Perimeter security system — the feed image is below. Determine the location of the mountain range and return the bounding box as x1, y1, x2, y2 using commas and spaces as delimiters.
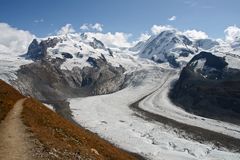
1, 26, 240, 160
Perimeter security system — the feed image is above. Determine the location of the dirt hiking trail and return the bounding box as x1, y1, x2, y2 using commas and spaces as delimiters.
0, 98, 34, 160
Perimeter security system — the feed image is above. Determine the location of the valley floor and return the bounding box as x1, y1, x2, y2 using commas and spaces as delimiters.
69, 65, 240, 160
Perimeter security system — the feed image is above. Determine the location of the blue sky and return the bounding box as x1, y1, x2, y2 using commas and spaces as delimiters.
0, 0, 240, 39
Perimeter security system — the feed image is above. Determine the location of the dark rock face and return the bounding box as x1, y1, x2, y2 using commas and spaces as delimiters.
25, 38, 60, 60
187, 52, 228, 79
163, 55, 180, 68
179, 49, 194, 57
178, 35, 193, 46
86, 57, 98, 68
89, 38, 106, 50
107, 48, 114, 57
61, 52, 73, 59
88, 37, 114, 57
26, 39, 42, 59
170, 51, 240, 124
188, 52, 228, 70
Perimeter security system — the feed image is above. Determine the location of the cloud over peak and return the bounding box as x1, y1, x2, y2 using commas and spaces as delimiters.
80, 23, 103, 32
224, 25, 240, 43
138, 33, 151, 42
55, 23, 131, 48
151, 25, 175, 35
86, 32, 132, 48
150, 24, 209, 40
0, 23, 34, 55
57, 24, 75, 35
183, 29, 208, 40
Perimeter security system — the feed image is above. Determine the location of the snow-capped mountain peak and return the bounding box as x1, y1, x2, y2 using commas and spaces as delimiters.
137, 30, 197, 67
132, 29, 238, 68
25, 33, 117, 70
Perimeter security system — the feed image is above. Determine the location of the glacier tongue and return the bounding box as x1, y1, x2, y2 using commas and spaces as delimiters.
69, 63, 240, 160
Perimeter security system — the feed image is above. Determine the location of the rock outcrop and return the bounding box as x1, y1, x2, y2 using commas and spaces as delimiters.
170, 51, 240, 124
26, 38, 61, 60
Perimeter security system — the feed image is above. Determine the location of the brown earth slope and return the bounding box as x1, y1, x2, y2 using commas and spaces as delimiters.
22, 98, 139, 160
0, 80, 23, 121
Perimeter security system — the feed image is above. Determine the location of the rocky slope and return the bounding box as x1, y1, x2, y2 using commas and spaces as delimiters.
170, 51, 240, 124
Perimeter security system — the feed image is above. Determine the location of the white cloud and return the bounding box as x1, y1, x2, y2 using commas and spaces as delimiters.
0, 23, 34, 55
57, 24, 75, 35
80, 24, 89, 30
168, 16, 176, 21
183, 29, 208, 40
132, 33, 151, 45
184, 0, 198, 7
224, 25, 240, 43
151, 25, 175, 35
57, 23, 130, 48
138, 33, 151, 42
150, 25, 209, 41
92, 23, 103, 32
86, 32, 132, 48
80, 23, 103, 32
34, 18, 44, 23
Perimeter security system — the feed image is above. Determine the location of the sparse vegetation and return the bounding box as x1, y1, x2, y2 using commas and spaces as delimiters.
0, 80, 23, 121
22, 98, 139, 160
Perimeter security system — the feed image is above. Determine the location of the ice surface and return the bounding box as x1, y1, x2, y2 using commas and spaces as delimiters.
69, 63, 240, 160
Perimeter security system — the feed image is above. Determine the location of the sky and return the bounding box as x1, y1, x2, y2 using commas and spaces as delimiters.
0, 0, 240, 39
